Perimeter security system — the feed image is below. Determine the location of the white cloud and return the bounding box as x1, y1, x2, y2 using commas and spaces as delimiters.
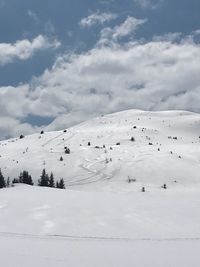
0, 18, 200, 139
0, 35, 60, 66
99, 16, 147, 44
80, 11, 118, 28
134, 0, 164, 9
27, 10, 40, 24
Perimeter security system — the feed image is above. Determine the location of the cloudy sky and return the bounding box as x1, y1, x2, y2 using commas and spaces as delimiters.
0, 0, 200, 139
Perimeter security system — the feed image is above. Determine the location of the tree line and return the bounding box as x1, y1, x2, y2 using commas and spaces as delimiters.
0, 168, 65, 189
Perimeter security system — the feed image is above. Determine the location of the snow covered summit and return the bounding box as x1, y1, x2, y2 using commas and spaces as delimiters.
0, 109, 200, 191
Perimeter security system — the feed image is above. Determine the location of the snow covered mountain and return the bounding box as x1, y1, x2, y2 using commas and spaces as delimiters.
0, 109, 200, 191
0, 109, 200, 267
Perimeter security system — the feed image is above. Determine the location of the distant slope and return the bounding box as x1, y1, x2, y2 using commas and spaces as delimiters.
0, 109, 200, 191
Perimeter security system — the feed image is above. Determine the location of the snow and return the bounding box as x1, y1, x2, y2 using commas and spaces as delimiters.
0, 109, 200, 266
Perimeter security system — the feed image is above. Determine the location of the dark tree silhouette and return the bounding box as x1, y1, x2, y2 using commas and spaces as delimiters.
38, 169, 49, 187
0, 169, 6, 188
49, 172, 55, 188
56, 178, 65, 189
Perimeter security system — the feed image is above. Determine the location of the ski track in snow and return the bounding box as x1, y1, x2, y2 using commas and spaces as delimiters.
1, 231, 200, 243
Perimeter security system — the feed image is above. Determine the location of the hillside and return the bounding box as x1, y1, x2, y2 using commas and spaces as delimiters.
0, 109, 200, 267
0, 109, 200, 191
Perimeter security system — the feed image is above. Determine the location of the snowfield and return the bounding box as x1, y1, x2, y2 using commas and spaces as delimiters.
0, 109, 200, 266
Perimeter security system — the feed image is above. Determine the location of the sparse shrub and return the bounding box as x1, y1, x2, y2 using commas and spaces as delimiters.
65, 147, 70, 154
12, 178, 19, 184
40, 130, 44, 134
60, 156, 63, 161
116, 142, 120, 146
141, 187, 145, 192
88, 142, 91, 146
130, 137, 135, 142
19, 134, 24, 139
127, 177, 136, 183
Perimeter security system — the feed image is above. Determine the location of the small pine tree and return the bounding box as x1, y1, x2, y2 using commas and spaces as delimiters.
49, 172, 55, 188
60, 156, 63, 161
19, 172, 23, 183
141, 187, 145, 192
6, 177, 10, 187
130, 137, 135, 142
56, 178, 65, 189
38, 169, 49, 187
18, 171, 33, 185
26, 173, 34, 185
0, 169, 6, 189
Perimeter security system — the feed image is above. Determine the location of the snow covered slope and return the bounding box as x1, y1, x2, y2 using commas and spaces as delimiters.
1, 109, 200, 267
0, 109, 200, 191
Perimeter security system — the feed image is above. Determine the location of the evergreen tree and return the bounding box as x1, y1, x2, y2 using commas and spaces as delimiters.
0, 169, 6, 188
56, 178, 65, 189
49, 172, 55, 188
38, 169, 49, 187
6, 177, 10, 188
20, 171, 33, 185
22, 171, 28, 184
19, 172, 23, 183
26, 173, 34, 186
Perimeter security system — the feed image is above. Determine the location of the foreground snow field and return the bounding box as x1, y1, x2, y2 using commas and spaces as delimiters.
0, 109, 200, 266
0, 185, 200, 267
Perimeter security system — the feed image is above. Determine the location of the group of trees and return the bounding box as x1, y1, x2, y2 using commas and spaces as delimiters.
38, 169, 65, 189
0, 168, 65, 190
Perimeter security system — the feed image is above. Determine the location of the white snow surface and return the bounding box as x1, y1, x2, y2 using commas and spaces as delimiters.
0, 109, 200, 266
